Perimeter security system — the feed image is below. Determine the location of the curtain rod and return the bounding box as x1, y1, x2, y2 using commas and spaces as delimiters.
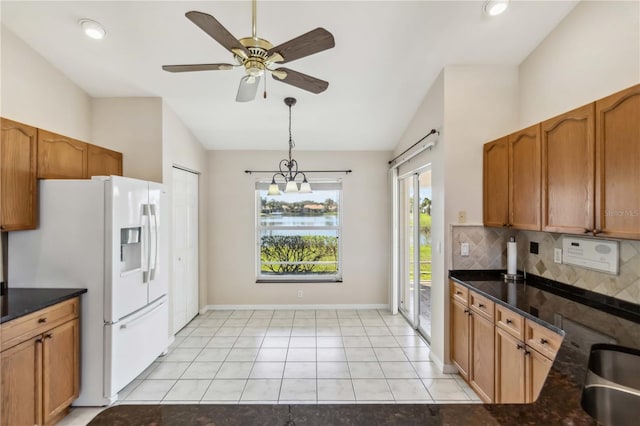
388, 129, 439, 167
245, 170, 352, 175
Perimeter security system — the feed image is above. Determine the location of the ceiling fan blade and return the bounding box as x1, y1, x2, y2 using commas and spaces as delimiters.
271, 68, 329, 94
185, 11, 250, 59
266, 28, 335, 64
236, 75, 261, 102
162, 64, 234, 73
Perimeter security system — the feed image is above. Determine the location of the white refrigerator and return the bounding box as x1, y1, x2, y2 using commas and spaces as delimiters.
9, 176, 169, 406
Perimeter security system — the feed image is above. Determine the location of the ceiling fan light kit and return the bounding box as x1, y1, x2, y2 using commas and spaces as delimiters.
162, 0, 335, 102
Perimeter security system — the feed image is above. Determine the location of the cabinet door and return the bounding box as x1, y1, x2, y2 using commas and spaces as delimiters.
469, 311, 494, 403
526, 347, 553, 403
0, 336, 42, 426
509, 124, 541, 230
595, 84, 640, 239
450, 298, 470, 381
483, 137, 509, 228
37, 129, 87, 179
541, 103, 595, 234
494, 326, 526, 403
0, 118, 38, 231
42, 319, 79, 425
87, 144, 123, 177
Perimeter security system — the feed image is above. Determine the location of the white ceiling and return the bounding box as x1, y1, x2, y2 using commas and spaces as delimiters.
1, 1, 578, 151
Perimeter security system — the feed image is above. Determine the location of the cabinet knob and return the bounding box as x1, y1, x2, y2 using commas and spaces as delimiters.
517, 344, 524, 350
456, 291, 462, 295
463, 309, 470, 314
584, 228, 592, 234
502, 223, 508, 227
44, 333, 53, 339
35, 338, 43, 344
506, 319, 513, 324
0, 225, 5, 231
540, 338, 548, 345
524, 350, 531, 356
593, 229, 601, 235
38, 318, 47, 323
478, 303, 485, 309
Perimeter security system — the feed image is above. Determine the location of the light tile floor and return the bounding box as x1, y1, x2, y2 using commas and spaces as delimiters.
59, 309, 481, 425
118, 309, 481, 405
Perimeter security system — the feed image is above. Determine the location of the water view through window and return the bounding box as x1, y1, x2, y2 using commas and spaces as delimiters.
256, 182, 341, 281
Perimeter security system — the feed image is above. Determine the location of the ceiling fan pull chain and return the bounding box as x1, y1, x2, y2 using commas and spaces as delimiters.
264, 72, 267, 99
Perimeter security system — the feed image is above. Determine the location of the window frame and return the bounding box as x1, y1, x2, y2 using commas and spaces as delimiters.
255, 179, 343, 283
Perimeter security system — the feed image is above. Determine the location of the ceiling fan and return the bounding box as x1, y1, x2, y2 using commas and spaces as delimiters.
162, 0, 335, 102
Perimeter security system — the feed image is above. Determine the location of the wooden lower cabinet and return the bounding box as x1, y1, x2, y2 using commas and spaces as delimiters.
495, 326, 526, 403
526, 344, 553, 403
469, 310, 494, 403
495, 320, 557, 403
450, 298, 470, 381
42, 319, 80, 425
0, 299, 79, 426
0, 336, 42, 426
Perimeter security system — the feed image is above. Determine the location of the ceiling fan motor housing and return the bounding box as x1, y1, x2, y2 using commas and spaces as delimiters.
238, 37, 275, 77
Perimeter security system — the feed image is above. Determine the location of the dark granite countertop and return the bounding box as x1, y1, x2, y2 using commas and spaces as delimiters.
0, 287, 87, 324
87, 270, 640, 425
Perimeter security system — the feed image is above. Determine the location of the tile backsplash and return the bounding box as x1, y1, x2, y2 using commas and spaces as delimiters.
451, 225, 640, 305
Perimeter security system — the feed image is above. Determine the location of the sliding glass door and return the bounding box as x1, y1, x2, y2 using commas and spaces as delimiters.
398, 167, 432, 341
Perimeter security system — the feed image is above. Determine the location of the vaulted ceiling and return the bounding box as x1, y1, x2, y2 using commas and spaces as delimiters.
1, 1, 578, 150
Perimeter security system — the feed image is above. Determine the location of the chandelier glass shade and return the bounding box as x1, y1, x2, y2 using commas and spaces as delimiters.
267, 97, 311, 195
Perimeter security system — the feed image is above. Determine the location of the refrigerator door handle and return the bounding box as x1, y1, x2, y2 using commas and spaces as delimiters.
119, 300, 165, 329
150, 204, 159, 281
141, 203, 151, 284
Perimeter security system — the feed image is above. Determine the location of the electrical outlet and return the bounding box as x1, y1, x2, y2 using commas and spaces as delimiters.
297, 289, 303, 298
461, 242, 470, 257
554, 248, 562, 264
458, 211, 467, 223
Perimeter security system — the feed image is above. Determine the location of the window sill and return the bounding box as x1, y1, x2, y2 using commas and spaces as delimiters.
256, 279, 343, 284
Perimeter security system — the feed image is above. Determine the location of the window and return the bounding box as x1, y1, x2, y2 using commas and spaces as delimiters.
256, 180, 342, 282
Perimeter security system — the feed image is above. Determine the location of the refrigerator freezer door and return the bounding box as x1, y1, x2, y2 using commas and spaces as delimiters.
104, 296, 168, 399
147, 182, 169, 303
105, 176, 150, 323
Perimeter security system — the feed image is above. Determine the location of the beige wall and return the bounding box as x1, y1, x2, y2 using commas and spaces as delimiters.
519, 0, 640, 127
161, 103, 209, 317
206, 150, 390, 307
1, 26, 91, 140
90, 97, 163, 183
392, 66, 519, 369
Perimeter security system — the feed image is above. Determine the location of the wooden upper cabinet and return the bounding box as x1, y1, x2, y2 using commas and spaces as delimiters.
541, 103, 595, 234
595, 84, 640, 239
87, 144, 123, 177
483, 137, 509, 228
37, 129, 87, 179
0, 118, 38, 231
509, 124, 541, 231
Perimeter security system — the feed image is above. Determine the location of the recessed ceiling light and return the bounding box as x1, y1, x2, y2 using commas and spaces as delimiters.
79, 19, 106, 40
483, 0, 510, 17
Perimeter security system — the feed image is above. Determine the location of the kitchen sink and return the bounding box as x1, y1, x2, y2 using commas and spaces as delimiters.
580, 343, 640, 426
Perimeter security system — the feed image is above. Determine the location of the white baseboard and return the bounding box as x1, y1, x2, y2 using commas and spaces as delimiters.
200, 303, 389, 313
429, 352, 458, 374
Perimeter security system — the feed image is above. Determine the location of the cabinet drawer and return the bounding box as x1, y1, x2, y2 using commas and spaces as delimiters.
525, 319, 563, 360
450, 281, 469, 305
495, 305, 524, 340
469, 291, 494, 321
1, 298, 79, 350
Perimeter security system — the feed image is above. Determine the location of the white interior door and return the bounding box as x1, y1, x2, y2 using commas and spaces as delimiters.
171, 167, 199, 333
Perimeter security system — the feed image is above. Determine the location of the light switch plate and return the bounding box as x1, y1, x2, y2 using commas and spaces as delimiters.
461, 242, 470, 257
554, 248, 562, 264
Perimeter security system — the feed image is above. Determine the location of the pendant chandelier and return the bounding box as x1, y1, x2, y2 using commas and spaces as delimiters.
267, 97, 312, 195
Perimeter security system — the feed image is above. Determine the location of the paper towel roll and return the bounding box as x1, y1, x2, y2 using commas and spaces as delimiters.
507, 239, 517, 275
